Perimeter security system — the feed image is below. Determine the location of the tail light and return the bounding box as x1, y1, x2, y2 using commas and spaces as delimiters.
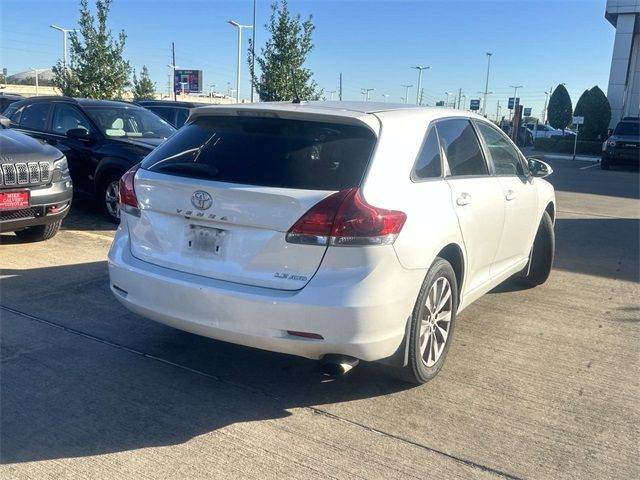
286, 188, 406, 247
119, 164, 140, 216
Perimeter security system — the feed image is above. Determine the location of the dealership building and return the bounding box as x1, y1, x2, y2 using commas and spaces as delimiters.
606, 0, 640, 126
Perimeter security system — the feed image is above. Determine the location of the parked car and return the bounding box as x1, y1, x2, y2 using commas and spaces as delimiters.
2, 96, 175, 222
0, 92, 24, 114
525, 123, 575, 138
0, 115, 72, 241
108, 102, 555, 384
136, 100, 207, 129
501, 124, 534, 147
601, 117, 640, 170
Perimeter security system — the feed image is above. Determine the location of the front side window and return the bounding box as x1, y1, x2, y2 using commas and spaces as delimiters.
51, 104, 93, 134
142, 116, 376, 191
475, 122, 526, 176
19, 103, 51, 131
435, 119, 488, 176
413, 127, 441, 179
84, 106, 175, 139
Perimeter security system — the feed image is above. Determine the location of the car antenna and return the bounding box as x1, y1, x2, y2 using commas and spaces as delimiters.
291, 67, 301, 104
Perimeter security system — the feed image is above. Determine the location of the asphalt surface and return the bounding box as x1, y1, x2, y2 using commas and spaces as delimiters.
1, 159, 639, 479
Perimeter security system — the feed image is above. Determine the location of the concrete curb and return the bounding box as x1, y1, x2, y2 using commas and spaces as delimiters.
541, 153, 601, 163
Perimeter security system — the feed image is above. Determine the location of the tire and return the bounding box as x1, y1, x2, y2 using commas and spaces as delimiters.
521, 211, 554, 287
400, 257, 459, 385
600, 156, 610, 170
14, 219, 62, 242
100, 173, 123, 223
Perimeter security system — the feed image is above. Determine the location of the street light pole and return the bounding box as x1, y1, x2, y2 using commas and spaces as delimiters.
445, 91, 451, 107
361, 88, 374, 101
542, 87, 552, 124
49, 25, 76, 70
381, 94, 390, 102
482, 52, 492, 116
401, 84, 413, 105
411, 66, 430, 105
228, 20, 253, 104
509, 85, 523, 120
251, 0, 256, 103
29, 68, 45, 96
327, 90, 336, 101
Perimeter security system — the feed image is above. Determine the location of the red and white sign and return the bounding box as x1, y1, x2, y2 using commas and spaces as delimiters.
0, 191, 29, 210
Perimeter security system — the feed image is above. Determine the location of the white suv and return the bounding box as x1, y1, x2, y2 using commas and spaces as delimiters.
108, 102, 555, 384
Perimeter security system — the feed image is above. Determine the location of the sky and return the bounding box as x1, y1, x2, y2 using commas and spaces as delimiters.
0, 0, 615, 119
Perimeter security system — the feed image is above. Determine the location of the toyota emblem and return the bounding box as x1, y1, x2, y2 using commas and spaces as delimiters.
191, 191, 213, 210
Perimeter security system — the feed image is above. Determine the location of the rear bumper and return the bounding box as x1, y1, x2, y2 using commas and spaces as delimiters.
0, 181, 73, 233
603, 150, 639, 164
108, 222, 424, 362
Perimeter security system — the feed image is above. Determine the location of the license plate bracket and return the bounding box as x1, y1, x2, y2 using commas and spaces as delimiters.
0, 191, 29, 211
186, 225, 226, 257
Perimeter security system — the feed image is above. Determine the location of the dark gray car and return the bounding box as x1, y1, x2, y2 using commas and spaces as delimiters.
0, 116, 73, 241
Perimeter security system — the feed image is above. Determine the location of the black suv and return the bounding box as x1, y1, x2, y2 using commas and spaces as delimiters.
0, 92, 24, 114
602, 117, 640, 170
0, 116, 73, 241
136, 100, 207, 129
3, 96, 175, 221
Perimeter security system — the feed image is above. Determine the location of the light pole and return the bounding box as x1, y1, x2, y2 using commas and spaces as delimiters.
481, 52, 492, 116
381, 94, 390, 102
460, 94, 467, 110
401, 84, 413, 104
411, 66, 430, 105
209, 83, 216, 98
228, 20, 253, 103
542, 87, 552, 124
251, 0, 256, 103
327, 90, 336, 101
478, 90, 492, 116
445, 91, 452, 107
167, 64, 180, 101
361, 88, 374, 101
49, 25, 76, 70
29, 68, 46, 96
509, 85, 523, 120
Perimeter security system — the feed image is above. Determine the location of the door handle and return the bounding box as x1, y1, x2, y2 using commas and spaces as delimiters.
456, 193, 472, 206
505, 190, 516, 201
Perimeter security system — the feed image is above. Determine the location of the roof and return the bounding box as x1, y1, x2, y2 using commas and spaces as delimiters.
136, 100, 207, 108
9, 96, 144, 108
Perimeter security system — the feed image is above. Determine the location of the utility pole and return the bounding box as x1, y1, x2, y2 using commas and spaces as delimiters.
172, 42, 176, 101
411, 66, 430, 105
481, 52, 492, 116
456, 88, 462, 109
402, 84, 413, 104
339, 73, 342, 101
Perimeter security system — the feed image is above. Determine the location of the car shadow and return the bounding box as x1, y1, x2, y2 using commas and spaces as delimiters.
1, 261, 413, 465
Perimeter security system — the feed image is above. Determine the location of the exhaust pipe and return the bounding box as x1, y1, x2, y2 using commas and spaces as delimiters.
320, 354, 360, 376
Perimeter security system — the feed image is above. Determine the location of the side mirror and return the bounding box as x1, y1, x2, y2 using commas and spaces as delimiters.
528, 158, 553, 178
66, 128, 94, 141
0, 115, 10, 129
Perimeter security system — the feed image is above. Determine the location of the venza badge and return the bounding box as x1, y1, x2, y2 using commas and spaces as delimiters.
191, 191, 213, 210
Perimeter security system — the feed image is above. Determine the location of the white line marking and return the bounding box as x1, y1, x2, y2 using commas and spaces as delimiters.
579, 163, 598, 170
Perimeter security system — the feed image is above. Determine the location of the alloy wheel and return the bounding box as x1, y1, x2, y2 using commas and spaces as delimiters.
419, 276, 453, 367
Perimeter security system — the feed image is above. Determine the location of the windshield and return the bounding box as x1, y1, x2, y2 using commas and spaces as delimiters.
84, 106, 175, 139
614, 121, 640, 137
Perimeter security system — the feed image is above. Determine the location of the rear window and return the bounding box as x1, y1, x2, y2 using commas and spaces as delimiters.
142, 116, 377, 190
614, 121, 639, 137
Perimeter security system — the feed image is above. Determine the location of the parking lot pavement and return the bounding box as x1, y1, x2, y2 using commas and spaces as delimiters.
1, 159, 639, 479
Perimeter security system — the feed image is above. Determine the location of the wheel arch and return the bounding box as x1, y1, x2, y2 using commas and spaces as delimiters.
436, 243, 465, 300
94, 157, 136, 195
545, 201, 555, 224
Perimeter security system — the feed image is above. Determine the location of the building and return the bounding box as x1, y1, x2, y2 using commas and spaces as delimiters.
605, 0, 640, 127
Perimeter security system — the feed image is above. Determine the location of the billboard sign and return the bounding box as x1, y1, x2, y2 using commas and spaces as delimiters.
470, 99, 481, 111
524, 107, 532, 117
508, 97, 520, 109
174, 69, 202, 94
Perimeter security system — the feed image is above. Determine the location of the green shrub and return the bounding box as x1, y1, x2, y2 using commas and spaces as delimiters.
534, 137, 603, 155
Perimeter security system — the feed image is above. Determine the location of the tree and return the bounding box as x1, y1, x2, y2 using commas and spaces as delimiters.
249, 0, 321, 102
547, 84, 573, 133
578, 86, 611, 141
132, 65, 156, 101
573, 89, 589, 118
52, 0, 131, 99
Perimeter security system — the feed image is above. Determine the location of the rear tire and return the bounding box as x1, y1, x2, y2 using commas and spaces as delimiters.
521, 211, 554, 287
600, 156, 610, 170
399, 257, 458, 385
14, 219, 62, 242
100, 174, 123, 224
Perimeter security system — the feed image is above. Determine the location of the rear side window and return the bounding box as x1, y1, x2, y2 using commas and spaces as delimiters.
435, 119, 488, 176
147, 106, 175, 124
413, 127, 441, 179
19, 103, 51, 130
142, 116, 377, 191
